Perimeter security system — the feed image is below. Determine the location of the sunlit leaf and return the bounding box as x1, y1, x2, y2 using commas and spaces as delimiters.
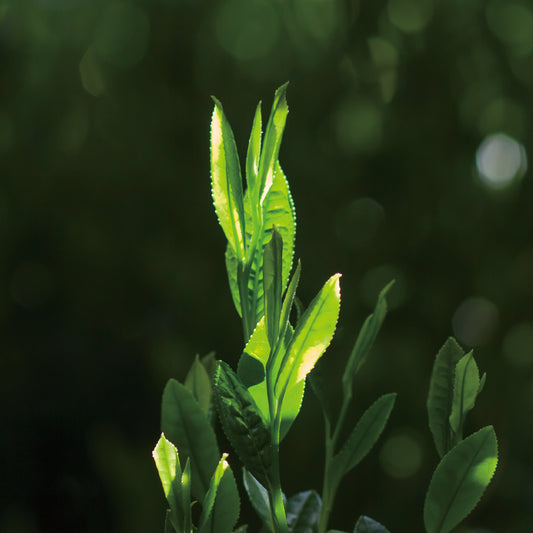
199, 454, 230, 530
211, 97, 246, 259
277, 274, 341, 395
424, 426, 498, 533
246, 102, 262, 200
214, 361, 272, 487
427, 338, 464, 457
238, 317, 304, 439
263, 227, 283, 349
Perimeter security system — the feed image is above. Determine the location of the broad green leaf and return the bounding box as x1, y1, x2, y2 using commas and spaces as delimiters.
238, 317, 305, 439
199, 454, 230, 530
226, 162, 296, 327
353, 515, 390, 533
424, 426, 498, 533
256, 82, 289, 204
243, 469, 273, 531
246, 102, 262, 200
286, 490, 322, 533
161, 379, 219, 499
330, 394, 396, 483
153, 434, 184, 530
449, 352, 480, 435
277, 274, 341, 396
214, 361, 272, 487
185, 355, 212, 416
263, 227, 284, 350
427, 338, 465, 457
211, 97, 246, 259
342, 281, 394, 401
204, 462, 241, 533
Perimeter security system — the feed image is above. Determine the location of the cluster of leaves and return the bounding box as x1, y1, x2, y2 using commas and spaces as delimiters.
152, 85, 498, 533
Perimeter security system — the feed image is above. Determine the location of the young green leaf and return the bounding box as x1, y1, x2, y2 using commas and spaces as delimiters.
427, 338, 465, 458
243, 468, 274, 531
256, 82, 289, 204
238, 317, 305, 439
423, 426, 498, 533
478, 372, 487, 395
246, 102, 262, 200
199, 454, 231, 530
153, 434, 184, 530
448, 351, 480, 435
161, 379, 220, 499
342, 281, 394, 402
277, 274, 341, 396
286, 490, 322, 533
225, 163, 296, 329
263, 227, 284, 350
185, 355, 212, 416
353, 515, 390, 533
214, 361, 272, 487
330, 393, 397, 483
211, 97, 246, 259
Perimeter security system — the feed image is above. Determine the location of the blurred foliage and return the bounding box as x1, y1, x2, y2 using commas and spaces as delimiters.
1, 0, 532, 531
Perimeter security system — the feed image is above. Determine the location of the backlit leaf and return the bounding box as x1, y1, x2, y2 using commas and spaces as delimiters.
210, 97, 246, 259
427, 338, 464, 457
246, 102, 262, 200
277, 274, 341, 395
424, 426, 498, 533
263, 227, 283, 349
199, 454, 230, 530
238, 317, 304, 439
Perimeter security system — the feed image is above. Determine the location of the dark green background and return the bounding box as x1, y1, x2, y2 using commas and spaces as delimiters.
1, 0, 532, 531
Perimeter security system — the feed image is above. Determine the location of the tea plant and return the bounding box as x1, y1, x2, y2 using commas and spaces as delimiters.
152, 84, 498, 533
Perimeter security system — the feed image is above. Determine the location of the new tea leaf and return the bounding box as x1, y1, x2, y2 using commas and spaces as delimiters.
427, 338, 464, 457
353, 515, 390, 533
330, 393, 397, 483
211, 97, 246, 259
448, 351, 480, 435
286, 490, 322, 533
342, 281, 394, 402
423, 426, 498, 533
214, 361, 272, 487
161, 379, 220, 499
246, 102, 262, 197
264, 227, 284, 349
238, 317, 305, 439
199, 454, 230, 530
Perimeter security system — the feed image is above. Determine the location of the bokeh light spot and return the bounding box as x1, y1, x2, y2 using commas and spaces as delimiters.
475, 133, 527, 189
215, 0, 280, 61
334, 197, 384, 249
503, 322, 533, 368
80, 46, 105, 96
486, 1, 533, 55
359, 264, 408, 310
94, 2, 150, 68
387, 0, 433, 33
334, 100, 383, 154
293, 0, 344, 43
368, 37, 398, 103
452, 297, 499, 347
379, 431, 423, 479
